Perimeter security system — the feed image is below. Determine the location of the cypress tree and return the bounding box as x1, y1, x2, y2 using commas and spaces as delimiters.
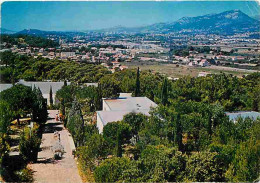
49, 86, 53, 107
175, 114, 183, 151
135, 67, 140, 97
115, 127, 122, 157
161, 77, 168, 106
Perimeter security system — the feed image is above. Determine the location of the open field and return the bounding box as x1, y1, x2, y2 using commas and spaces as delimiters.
123, 62, 259, 78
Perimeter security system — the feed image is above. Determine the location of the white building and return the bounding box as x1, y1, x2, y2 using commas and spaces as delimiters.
0, 80, 98, 106
96, 96, 157, 133
198, 59, 210, 67
61, 52, 76, 59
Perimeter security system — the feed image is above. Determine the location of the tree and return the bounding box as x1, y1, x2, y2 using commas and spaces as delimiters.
252, 84, 260, 111
123, 113, 146, 143
67, 99, 84, 146
103, 121, 131, 156
49, 86, 53, 107
32, 87, 48, 123
99, 75, 120, 98
64, 79, 67, 87
135, 67, 140, 97
94, 157, 131, 182
161, 77, 168, 106
0, 51, 15, 67
185, 151, 225, 182
0, 101, 13, 134
0, 101, 13, 170
137, 145, 186, 182
19, 126, 41, 162
0, 84, 35, 125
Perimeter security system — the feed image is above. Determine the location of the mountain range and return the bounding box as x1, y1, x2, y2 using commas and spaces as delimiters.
98, 10, 260, 34
2, 10, 260, 36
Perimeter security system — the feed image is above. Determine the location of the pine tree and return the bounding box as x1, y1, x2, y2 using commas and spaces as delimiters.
135, 67, 140, 97
49, 86, 53, 107
161, 77, 168, 106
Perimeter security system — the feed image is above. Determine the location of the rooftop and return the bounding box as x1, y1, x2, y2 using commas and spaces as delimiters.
103, 97, 157, 111
119, 93, 132, 98
225, 111, 260, 122
18, 80, 69, 94
97, 110, 151, 126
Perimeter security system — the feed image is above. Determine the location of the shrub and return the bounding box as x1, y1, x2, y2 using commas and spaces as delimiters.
19, 125, 41, 162
94, 157, 130, 182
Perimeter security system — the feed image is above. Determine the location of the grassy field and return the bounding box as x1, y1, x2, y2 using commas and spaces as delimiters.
123, 62, 258, 78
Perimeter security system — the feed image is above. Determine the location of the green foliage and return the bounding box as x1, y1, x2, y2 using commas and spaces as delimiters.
185, 151, 225, 182
67, 99, 84, 147
3, 51, 258, 182
99, 75, 120, 98
138, 145, 186, 182
0, 84, 35, 124
19, 125, 41, 162
1, 34, 58, 48
32, 87, 48, 123
49, 86, 53, 107
225, 138, 260, 182
123, 113, 147, 139
0, 101, 13, 134
14, 168, 33, 182
161, 77, 168, 106
103, 121, 131, 156
134, 67, 141, 97
94, 157, 131, 183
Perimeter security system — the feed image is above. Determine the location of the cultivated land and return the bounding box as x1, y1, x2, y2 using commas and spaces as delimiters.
124, 62, 259, 78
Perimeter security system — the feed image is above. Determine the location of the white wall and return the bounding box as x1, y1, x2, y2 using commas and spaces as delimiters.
96, 113, 104, 134
102, 100, 111, 111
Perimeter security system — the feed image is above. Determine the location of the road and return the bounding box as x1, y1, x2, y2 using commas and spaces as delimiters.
209, 65, 259, 73
30, 110, 82, 183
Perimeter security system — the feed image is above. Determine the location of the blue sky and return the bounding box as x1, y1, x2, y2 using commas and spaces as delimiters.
1, 1, 260, 31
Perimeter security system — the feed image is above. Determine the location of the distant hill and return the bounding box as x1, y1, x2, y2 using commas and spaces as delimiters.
15, 29, 67, 36
252, 14, 260, 21
12, 10, 260, 36
15, 29, 86, 38
0, 28, 16, 34
100, 10, 260, 35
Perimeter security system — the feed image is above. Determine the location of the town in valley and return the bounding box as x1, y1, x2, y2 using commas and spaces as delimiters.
0, 1, 260, 183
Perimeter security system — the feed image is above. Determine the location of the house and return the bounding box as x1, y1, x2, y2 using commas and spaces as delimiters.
225, 111, 260, 122
61, 52, 76, 59
17, 80, 70, 105
198, 72, 210, 77
96, 96, 157, 133
0, 80, 70, 105
198, 59, 210, 67
188, 61, 198, 66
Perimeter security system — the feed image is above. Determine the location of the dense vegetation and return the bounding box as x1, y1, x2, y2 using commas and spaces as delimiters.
1, 34, 59, 48
0, 84, 47, 181
0, 51, 110, 83
56, 65, 260, 182
0, 51, 259, 182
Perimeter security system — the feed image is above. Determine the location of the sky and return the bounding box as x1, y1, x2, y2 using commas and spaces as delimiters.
1, 1, 260, 31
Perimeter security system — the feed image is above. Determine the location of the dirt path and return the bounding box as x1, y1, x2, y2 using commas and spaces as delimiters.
30, 110, 82, 183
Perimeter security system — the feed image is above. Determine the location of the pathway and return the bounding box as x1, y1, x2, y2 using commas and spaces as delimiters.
30, 110, 82, 183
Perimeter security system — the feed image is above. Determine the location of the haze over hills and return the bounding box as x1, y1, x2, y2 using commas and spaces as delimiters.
5, 10, 260, 36
0, 28, 16, 34
102, 10, 260, 34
